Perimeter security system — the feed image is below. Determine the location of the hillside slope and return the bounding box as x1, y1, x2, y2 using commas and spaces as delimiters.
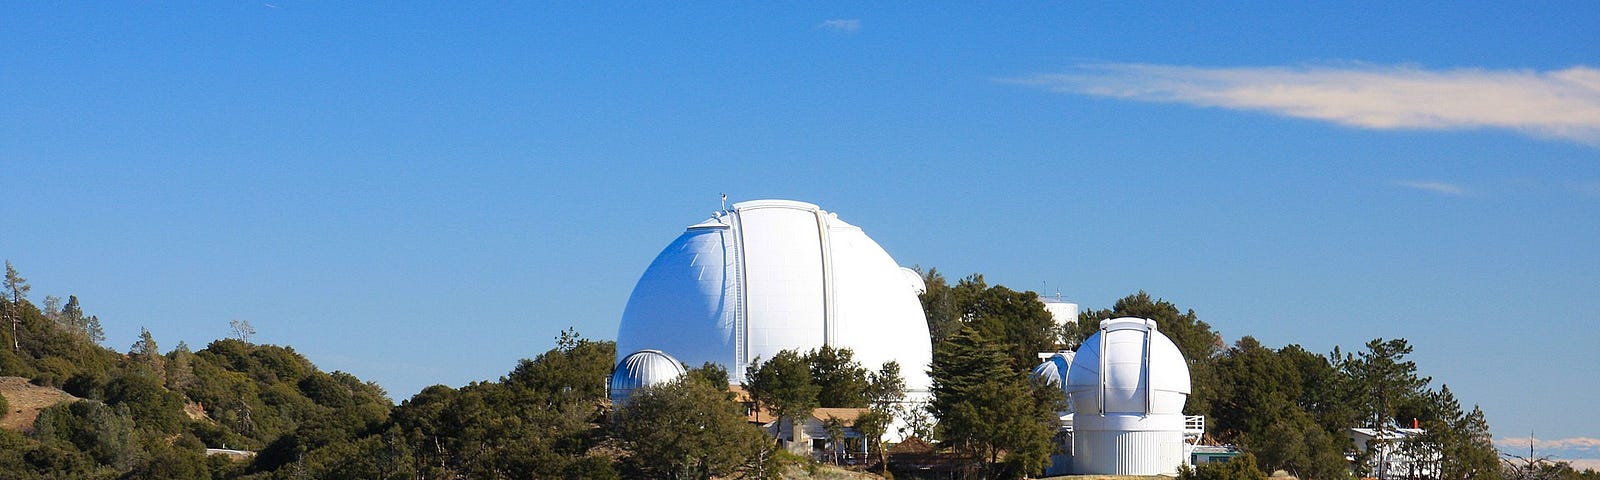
0, 376, 78, 432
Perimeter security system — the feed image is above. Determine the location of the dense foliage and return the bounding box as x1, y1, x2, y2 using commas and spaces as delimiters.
614, 371, 774, 479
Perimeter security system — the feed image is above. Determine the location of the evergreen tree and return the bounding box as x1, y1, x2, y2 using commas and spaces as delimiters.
930, 325, 1063, 479
129, 328, 164, 378
3, 261, 28, 304
55, 296, 104, 344
1338, 338, 1430, 478
807, 345, 868, 408
1406, 385, 1501, 480
858, 361, 907, 470
614, 375, 772, 479
164, 341, 198, 392
743, 349, 818, 442
866, 361, 906, 411
918, 268, 983, 346
5, 260, 30, 351
1342, 338, 1429, 429
1209, 338, 1353, 480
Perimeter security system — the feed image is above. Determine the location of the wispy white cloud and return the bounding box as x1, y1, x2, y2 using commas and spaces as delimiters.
818, 19, 861, 33
1571, 459, 1600, 471
1496, 436, 1600, 452
1393, 180, 1468, 196
1007, 63, 1600, 146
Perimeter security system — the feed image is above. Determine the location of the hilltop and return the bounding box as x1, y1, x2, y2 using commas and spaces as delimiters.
1, 260, 1567, 480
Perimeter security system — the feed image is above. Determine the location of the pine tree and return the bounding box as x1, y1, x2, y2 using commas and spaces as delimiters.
129, 328, 165, 380
807, 345, 868, 408
4, 261, 30, 351
743, 350, 819, 442
57, 296, 105, 344
930, 325, 1063, 478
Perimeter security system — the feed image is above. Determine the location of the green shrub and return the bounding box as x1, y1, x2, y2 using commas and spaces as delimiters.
1179, 453, 1268, 480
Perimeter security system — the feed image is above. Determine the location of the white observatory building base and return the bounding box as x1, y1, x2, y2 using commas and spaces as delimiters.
1072, 413, 1189, 474
1064, 317, 1194, 476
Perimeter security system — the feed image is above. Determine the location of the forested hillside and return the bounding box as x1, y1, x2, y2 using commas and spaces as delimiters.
0, 261, 771, 479
5, 259, 1597, 480
1, 262, 393, 478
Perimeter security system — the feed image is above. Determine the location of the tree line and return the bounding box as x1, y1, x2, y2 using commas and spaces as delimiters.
2, 259, 1596, 479
918, 268, 1528, 480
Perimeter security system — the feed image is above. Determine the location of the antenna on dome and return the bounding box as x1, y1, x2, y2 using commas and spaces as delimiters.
720, 193, 728, 211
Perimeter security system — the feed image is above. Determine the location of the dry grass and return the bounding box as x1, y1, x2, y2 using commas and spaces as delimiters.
184, 401, 211, 422
0, 376, 79, 433
777, 463, 887, 479
1036, 473, 1177, 476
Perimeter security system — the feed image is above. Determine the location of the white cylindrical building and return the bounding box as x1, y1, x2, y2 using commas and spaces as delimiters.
1064, 317, 1191, 475
1040, 296, 1079, 332
615, 199, 934, 397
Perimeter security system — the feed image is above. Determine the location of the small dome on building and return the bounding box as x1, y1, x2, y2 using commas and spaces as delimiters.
608, 349, 687, 404
1031, 351, 1074, 390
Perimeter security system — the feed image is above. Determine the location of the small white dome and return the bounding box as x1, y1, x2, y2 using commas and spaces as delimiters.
1064, 317, 1190, 415
1031, 351, 1074, 390
609, 349, 687, 404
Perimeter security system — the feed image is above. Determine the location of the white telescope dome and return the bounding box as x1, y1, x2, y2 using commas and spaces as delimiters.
1064, 317, 1193, 475
608, 349, 687, 404
1031, 351, 1074, 391
1065, 317, 1190, 415
615, 199, 933, 394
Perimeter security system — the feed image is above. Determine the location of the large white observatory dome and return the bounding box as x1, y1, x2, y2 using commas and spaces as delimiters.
1064, 317, 1192, 475
615, 199, 933, 394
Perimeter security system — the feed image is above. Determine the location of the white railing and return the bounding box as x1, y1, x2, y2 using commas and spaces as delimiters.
1184, 415, 1205, 434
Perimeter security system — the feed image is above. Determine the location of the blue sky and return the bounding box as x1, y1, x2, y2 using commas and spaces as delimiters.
3, 2, 1597, 465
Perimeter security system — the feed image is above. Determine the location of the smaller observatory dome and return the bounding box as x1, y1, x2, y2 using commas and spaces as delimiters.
1065, 317, 1190, 415
1030, 351, 1075, 390
608, 349, 687, 405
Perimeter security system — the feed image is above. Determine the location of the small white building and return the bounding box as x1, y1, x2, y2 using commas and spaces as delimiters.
1349, 427, 1437, 479
777, 407, 872, 463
